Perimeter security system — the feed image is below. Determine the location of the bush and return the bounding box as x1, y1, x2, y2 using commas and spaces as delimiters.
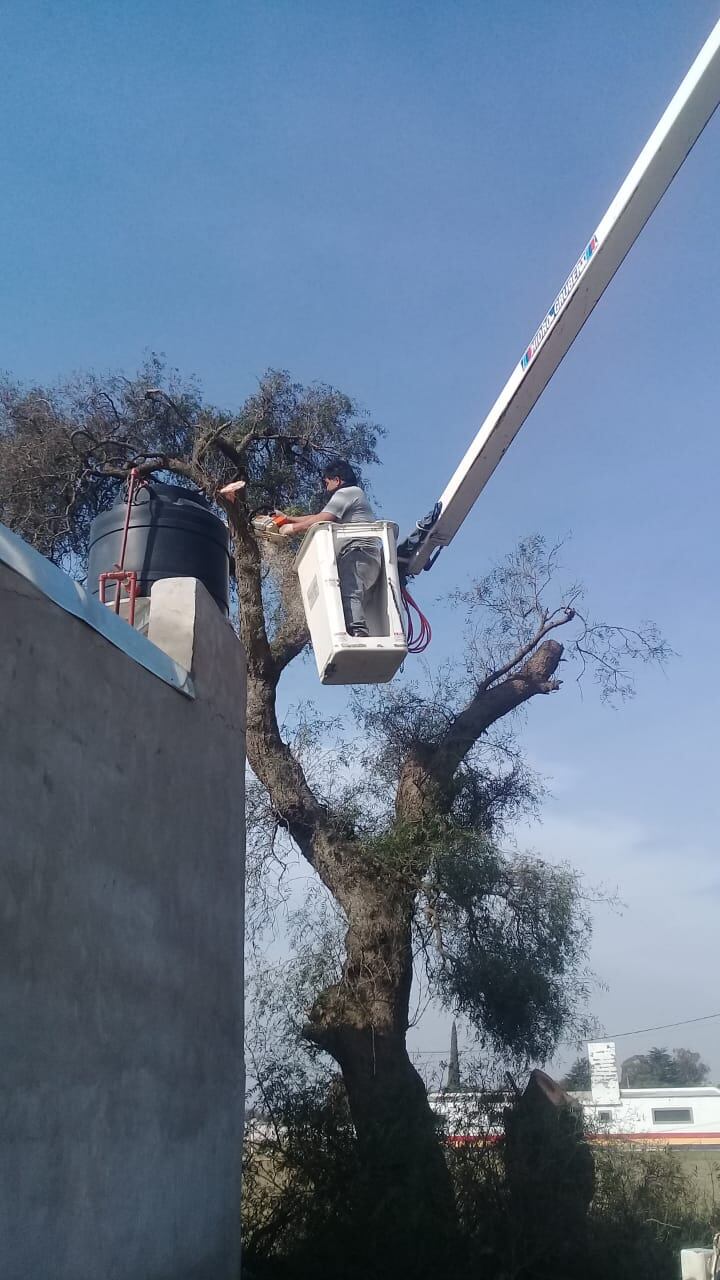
242, 1076, 720, 1280
588, 1142, 719, 1280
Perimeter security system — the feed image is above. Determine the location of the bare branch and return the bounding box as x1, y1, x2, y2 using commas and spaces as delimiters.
396, 640, 564, 822
192, 418, 234, 464
478, 606, 575, 691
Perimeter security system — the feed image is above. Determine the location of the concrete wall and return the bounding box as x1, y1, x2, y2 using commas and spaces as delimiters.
0, 560, 246, 1280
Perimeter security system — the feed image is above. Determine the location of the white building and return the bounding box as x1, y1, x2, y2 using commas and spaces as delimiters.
428, 1040, 720, 1147
575, 1041, 720, 1146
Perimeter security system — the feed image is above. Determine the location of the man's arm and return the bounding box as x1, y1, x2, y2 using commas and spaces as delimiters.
274, 510, 339, 533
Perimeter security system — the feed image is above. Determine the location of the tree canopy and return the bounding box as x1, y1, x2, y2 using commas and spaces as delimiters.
0, 356, 671, 1274
620, 1047, 709, 1088
561, 1055, 592, 1092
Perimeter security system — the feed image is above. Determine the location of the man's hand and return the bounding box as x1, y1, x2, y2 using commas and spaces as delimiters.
252, 512, 296, 541
272, 510, 298, 536
274, 510, 338, 533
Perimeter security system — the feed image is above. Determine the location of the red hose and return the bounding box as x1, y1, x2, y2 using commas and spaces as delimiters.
117, 468, 141, 572
401, 585, 432, 653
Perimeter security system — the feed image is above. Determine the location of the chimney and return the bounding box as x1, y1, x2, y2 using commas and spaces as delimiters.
587, 1040, 620, 1104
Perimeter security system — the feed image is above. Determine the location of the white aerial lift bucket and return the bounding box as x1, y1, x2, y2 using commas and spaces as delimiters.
296, 521, 408, 685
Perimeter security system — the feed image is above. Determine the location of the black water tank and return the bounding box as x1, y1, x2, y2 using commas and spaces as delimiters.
87, 481, 231, 614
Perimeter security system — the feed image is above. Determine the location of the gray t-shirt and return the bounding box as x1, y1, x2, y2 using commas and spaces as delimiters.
322, 485, 378, 558
322, 485, 375, 524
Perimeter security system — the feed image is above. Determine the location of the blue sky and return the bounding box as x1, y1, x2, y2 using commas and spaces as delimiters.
4, 0, 720, 1079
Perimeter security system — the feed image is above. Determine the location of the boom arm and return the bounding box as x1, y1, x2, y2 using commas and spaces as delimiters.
399, 16, 720, 577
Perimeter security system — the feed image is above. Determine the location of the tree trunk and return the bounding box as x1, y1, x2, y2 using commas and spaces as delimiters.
234, 512, 566, 1273
304, 872, 459, 1271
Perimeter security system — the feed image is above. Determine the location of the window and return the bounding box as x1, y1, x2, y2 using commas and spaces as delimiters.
598, 1110, 612, 1122
651, 1108, 693, 1125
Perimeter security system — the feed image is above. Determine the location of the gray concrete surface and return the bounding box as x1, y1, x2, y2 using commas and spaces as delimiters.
0, 561, 246, 1280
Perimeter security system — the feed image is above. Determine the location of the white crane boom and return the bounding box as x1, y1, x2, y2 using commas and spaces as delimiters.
400, 16, 720, 577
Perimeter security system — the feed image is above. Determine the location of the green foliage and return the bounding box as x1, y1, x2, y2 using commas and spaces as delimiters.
1, 354, 677, 1263
419, 826, 593, 1063
243, 1075, 363, 1277
268, 811, 597, 1069
0, 355, 203, 563
589, 1141, 719, 1280
620, 1046, 710, 1087
561, 1055, 592, 1091
0, 359, 382, 568
556, 1046, 710, 1095
244, 1065, 719, 1280
235, 369, 382, 516
362, 821, 433, 876
244, 1063, 461, 1280
453, 1132, 719, 1280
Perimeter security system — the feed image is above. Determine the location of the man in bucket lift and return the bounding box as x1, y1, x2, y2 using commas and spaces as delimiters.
273, 459, 382, 637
